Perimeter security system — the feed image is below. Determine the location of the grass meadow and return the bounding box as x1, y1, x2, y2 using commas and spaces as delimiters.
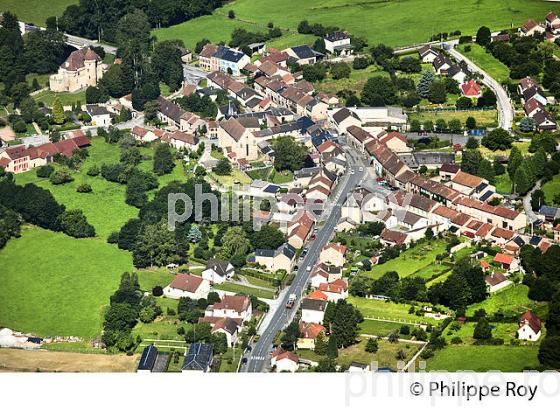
0, 0, 75, 25
154, 0, 558, 50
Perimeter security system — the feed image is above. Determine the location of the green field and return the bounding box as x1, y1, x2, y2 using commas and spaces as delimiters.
348, 296, 439, 325
363, 239, 447, 279
542, 174, 560, 204
0, 0, 76, 25
466, 285, 548, 318
408, 109, 499, 128
457, 43, 511, 83
154, 0, 558, 50
444, 320, 521, 344
214, 282, 276, 299
0, 225, 133, 338
359, 319, 414, 338
495, 173, 513, 194
426, 345, 540, 371
33, 89, 87, 108
16, 138, 140, 239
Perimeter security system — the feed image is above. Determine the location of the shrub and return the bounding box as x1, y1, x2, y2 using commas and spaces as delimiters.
107, 231, 119, 244
49, 169, 74, 185
152, 286, 164, 297
36, 165, 54, 178
87, 165, 100, 176
451, 336, 462, 344
76, 183, 92, 193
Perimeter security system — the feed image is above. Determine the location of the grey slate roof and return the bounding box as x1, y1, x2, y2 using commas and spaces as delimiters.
182, 343, 213, 371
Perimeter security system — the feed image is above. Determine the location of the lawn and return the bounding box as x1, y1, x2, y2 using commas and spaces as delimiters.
542, 174, 560, 204
299, 338, 420, 371
425, 345, 540, 372
443, 320, 521, 344
477, 141, 530, 160
408, 109, 499, 128
363, 239, 447, 279
0, 0, 76, 25
153, 0, 558, 50
359, 319, 413, 338
457, 43, 511, 83
465, 284, 548, 318
16, 137, 140, 239
208, 169, 252, 186
495, 173, 513, 194
0, 225, 133, 338
348, 296, 439, 325
315, 65, 389, 96
214, 282, 276, 299
33, 89, 87, 108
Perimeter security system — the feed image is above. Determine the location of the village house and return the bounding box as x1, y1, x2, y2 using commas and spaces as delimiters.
131, 126, 158, 142
324, 32, 353, 56
546, 11, 560, 34
181, 343, 213, 372
49, 47, 106, 92
493, 253, 519, 272
271, 348, 299, 372
254, 243, 296, 273
199, 316, 240, 347
318, 279, 348, 301
520, 19, 546, 36
485, 272, 511, 293
301, 297, 327, 324
283, 45, 321, 65
377, 131, 411, 153
517, 310, 542, 341
287, 212, 314, 249
310, 263, 343, 288
297, 322, 325, 350
201, 258, 235, 284
163, 273, 211, 300
418, 45, 439, 63
461, 80, 482, 98
137, 344, 159, 373
161, 131, 199, 150
452, 197, 527, 231
380, 228, 410, 247
86, 105, 112, 127
217, 117, 260, 161
205, 295, 252, 324
319, 243, 347, 268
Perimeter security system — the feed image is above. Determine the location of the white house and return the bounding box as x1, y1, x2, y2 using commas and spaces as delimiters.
86, 104, 112, 127
347, 361, 371, 372
202, 258, 235, 284
319, 243, 347, 268
301, 298, 327, 324
418, 45, 439, 63
254, 243, 296, 273
163, 273, 210, 300
485, 272, 512, 293
517, 310, 542, 341
207, 317, 239, 347
324, 32, 353, 56
271, 348, 299, 373
205, 295, 252, 323
318, 279, 348, 302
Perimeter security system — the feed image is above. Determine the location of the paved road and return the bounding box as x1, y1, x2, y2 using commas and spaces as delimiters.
522, 179, 542, 225
448, 46, 514, 131
242, 149, 365, 373
184, 64, 207, 85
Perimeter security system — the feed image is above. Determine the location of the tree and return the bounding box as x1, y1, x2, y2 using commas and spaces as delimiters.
538, 336, 560, 368
273, 136, 308, 172
448, 119, 462, 133
425, 227, 434, 240
482, 128, 513, 151
301, 64, 327, 82
478, 89, 496, 107
132, 223, 177, 268
313, 331, 328, 355
477, 159, 496, 184
461, 149, 482, 175
476, 26, 492, 46
56, 209, 95, 238
281, 319, 300, 350
365, 337, 378, 353
514, 162, 535, 195
546, 294, 560, 337
465, 137, 479, 150
214, 157, 233, 175
52, 97, 65, 125
330, 62, 351, 80
152, 40, 184, 91
362, 76, 397, 106
228, 10, 235, 19
531, 189, 546, 212
250, 224, 285, 250
144, 100, 160, 122
211, 332, 228, 355
519, 116, 536, 133
326, 335, 338, 358
428, 81, 447, 104
456, 96, 472, 109
466, 116, 477, 130
219, 226, 251, 260
152, 143, 175, 176
531, 148, 547, 178
473, 317, 492, 340
508, 146, 523, 180
417, 71, 435, 98
326, 300, 362, 348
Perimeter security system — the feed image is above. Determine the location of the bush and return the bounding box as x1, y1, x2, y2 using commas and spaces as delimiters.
87, 165, 100, 176
152, 286, 164, 297
107, 231, 119, 244
13, 120, 27, 133
36, 165, 54, 178
49, 169, 74, 185
451, 336, 462, 344
76, 183, 92, 193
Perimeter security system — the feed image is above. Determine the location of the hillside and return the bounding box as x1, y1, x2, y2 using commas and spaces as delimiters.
0, 0, 76, 25
154, 0, 559, 49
